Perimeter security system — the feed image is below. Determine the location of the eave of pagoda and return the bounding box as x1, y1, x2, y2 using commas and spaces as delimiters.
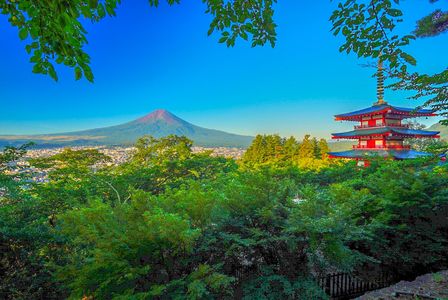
334, 105, 437, 122
328, 149, 435, 160
332, 134, 440, 140
331, 127, 440, 139
332, 134, 386, 139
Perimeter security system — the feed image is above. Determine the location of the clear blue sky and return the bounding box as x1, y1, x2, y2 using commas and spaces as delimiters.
0, 1, 447, 138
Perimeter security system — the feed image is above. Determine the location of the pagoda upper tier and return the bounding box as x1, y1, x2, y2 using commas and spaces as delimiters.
335, 104, 436, 121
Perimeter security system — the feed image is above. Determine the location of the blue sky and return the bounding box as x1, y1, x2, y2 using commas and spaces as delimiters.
0, 1, 447, 138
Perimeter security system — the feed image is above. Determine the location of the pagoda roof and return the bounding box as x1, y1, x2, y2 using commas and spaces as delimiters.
335, 104, 435, 120
328, 149, 434, 160
332, 127, 440, 139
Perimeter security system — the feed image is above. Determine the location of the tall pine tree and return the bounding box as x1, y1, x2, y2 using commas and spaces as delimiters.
318, 139, 330, 160
298, 135, 315, 159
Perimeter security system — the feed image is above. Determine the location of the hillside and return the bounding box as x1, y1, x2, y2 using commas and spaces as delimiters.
0, 110, 254, 148
428, 122, 448, 140
328, 140, 357, 152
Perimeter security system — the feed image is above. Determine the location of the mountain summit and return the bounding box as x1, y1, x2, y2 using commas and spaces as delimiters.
0, 110, 254, 148
133, 109, 184, 125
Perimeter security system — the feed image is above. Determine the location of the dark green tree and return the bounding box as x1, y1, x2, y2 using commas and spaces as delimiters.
283, 136, 299, 161
242, 134, 284, 165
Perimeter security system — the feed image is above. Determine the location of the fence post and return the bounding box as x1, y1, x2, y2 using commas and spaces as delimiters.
325, 275, 331, 295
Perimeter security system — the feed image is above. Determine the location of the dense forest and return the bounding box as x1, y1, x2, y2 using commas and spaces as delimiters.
1, 135, 447, 299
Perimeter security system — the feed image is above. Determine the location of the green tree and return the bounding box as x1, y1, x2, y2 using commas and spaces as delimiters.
1, 0, 277, 82
265, 134, 283, 162
298, 135, 315, 159
402, 121, 444, 152
2, 139, 448, 299
242, 134, 263, 164
30, 148, 117, 210
56, 189, 234, 299
339, 161, 448, 278
242, 134, 284, 165
0, 143, 33, 200
243, 134, 331, 170
317, 138, 330, 160
132, 135, 193, 165
283, 136, 299, 161
1, 144, 68, 299
312, 137, 320, 159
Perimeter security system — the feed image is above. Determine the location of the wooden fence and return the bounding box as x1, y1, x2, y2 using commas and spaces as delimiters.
316, 271, 396, 300
233, 265, 396, 299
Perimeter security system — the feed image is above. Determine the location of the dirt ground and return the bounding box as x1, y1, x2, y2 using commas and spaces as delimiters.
356, 270, 448, 300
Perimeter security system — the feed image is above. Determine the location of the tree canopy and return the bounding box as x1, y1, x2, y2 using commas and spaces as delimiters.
242, 134, 331, 169
1, 137, 447, 298
1, 0, 277, 82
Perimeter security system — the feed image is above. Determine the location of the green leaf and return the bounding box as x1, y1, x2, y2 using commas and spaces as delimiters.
32, 63, 43, 74
75, 67, 82, 80
89, 0, 99, 9
56, 56, 64, 64
83, 66, 94, 82
19, 28, 28, 40
48, 65, 58, 81
400, 52, 417, 66
388, 9, 403, 17
98, 4, 106, 18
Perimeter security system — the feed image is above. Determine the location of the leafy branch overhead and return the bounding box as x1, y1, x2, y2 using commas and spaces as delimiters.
2, 0, 447, 123
0, 0, 277, 82
331, 0, 448, 124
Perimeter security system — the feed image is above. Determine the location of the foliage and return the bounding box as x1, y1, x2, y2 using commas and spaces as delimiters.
1, 139, 448, 298
3, 1, 448, 125
331, 0, 416, 72
0, 143, 33, 201
331, 0, 448, 123
132, 134, 193, 165
402, 121, 448, 152
56, 193, 219, 299
414, 8, 448, 38
342, 160, 448, 278
1, 0, 277, 82
0, 144, 67, 299
242, 134, 332, 170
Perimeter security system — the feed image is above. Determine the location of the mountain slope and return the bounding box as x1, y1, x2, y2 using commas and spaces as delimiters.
0, 110, 254, 148
428, 122, 448, 140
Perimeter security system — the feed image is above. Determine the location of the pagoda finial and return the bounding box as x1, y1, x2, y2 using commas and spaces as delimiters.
374, 57, 387, 106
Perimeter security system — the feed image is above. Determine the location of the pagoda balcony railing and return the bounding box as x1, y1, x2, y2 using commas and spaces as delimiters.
354, 123, 410, 129
353, 145, 411, 150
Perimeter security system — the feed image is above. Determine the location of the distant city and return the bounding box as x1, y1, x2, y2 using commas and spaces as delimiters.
5, 146, 246, 184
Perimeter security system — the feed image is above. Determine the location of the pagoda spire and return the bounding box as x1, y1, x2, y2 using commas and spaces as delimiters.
374, 57, 387, 106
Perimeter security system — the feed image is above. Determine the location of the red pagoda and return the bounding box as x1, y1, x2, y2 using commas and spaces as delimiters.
328, 61, 440, 166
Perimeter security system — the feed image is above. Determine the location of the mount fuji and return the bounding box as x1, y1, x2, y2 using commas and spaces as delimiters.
0, 110, 254, 148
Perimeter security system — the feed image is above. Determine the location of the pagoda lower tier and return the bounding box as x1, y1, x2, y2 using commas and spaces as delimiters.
328, 149, 434, 160
328, 103, 440, 163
